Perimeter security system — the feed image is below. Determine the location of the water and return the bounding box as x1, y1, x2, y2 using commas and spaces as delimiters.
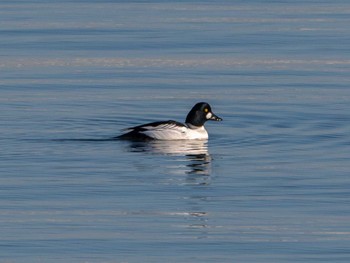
1, 1, 350, 262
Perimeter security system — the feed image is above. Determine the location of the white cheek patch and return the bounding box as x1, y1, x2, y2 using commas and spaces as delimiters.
206, 112, 212, 119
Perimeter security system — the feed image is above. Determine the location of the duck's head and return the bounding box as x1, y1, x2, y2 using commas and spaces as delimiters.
185, 102, 222, 127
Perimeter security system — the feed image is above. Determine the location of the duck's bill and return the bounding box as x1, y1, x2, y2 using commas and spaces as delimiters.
209, 113, 222, 121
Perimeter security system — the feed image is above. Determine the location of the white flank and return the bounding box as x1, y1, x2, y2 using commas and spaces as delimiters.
141, 123, 208, 140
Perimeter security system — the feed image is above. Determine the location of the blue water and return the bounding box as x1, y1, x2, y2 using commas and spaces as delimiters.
1, 1, 350, 262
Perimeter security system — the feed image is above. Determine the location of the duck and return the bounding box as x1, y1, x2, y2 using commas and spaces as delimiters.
117, 102, 222, 140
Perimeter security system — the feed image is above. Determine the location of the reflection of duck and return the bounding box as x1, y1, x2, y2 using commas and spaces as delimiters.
143, 140, 209, 156
117, 102, 222, 140
125, 139, 211, 177
123, 139, 212, 237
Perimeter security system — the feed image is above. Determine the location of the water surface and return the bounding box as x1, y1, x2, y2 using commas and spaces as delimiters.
1, 1, 350, 262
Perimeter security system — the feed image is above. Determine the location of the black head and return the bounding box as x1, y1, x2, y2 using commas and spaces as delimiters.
185, 102, 222, 127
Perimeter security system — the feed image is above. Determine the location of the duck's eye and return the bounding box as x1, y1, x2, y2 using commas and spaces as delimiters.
204, 108, 209, 113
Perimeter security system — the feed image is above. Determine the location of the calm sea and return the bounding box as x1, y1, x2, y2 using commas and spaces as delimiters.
1, 1, 350, 262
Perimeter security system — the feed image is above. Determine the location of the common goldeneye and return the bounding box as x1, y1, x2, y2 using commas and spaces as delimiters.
117, 102, 222, 140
